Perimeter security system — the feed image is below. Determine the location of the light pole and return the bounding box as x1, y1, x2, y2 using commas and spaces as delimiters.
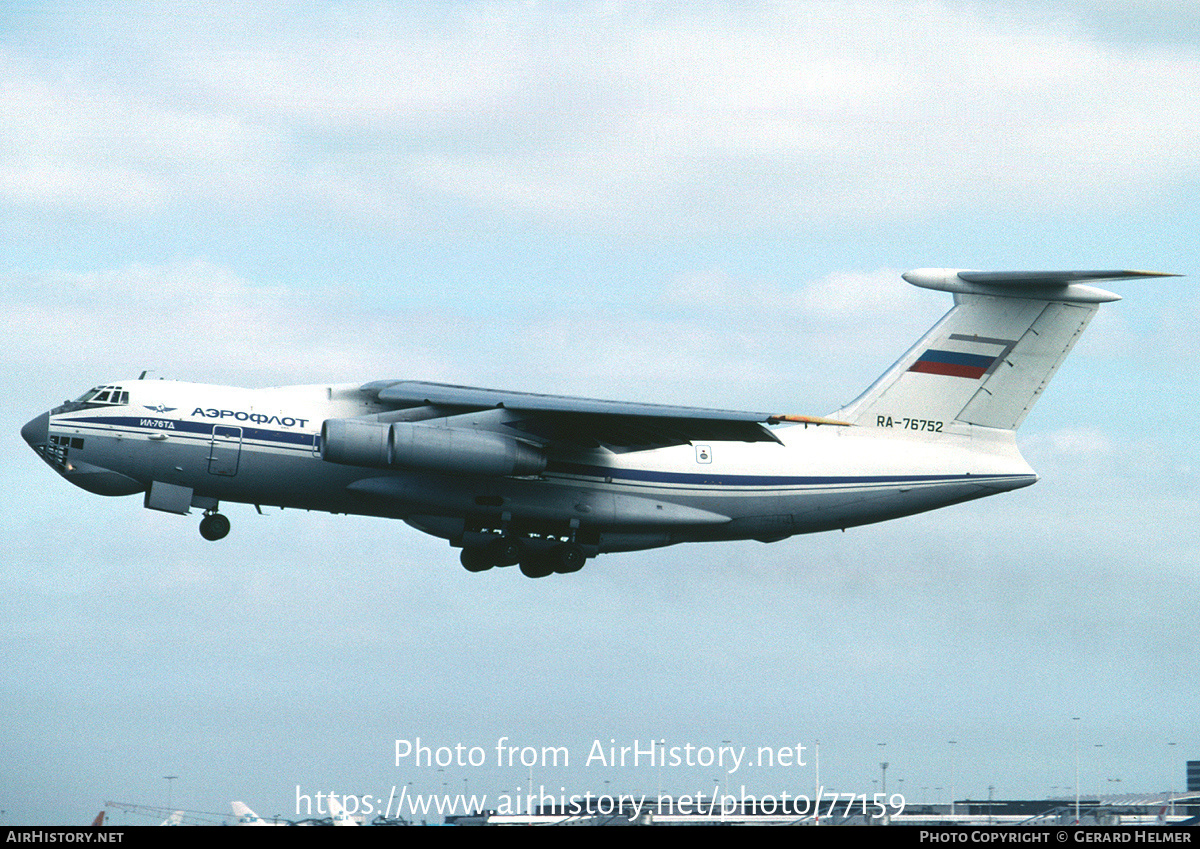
814, 740, 821, 818
948, 740, 957, 817
1168, 742, 1177, 818
722, 740, 731, 820
1072, 717, 1081, 824
878, 742, 888, 796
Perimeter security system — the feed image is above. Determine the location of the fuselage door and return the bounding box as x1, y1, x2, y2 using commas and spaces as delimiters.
208, 425, 242, 476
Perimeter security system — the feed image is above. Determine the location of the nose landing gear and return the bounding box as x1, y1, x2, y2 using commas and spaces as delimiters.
199, 511, 230, 541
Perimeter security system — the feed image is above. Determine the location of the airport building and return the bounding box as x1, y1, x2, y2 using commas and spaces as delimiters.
444, 791, 1200, 826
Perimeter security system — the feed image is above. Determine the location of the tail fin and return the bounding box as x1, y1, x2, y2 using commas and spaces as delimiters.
834, 269, 1176, 432
232, 801, 270, 825
328, 795, 359, 826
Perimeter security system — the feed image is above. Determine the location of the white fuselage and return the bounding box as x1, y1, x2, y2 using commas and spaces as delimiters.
23, 379, 1037, 555
24, 267, 1160, 573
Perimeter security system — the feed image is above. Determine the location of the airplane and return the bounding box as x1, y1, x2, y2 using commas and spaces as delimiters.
328, 795, 359, 826
230, 801, 282, 826
21, 268, 1174, 578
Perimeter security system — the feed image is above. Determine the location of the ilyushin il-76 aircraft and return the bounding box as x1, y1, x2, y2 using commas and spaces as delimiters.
21, 268, 1172, 578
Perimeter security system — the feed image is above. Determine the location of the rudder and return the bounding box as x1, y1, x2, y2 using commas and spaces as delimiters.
833, 268, 1173, 432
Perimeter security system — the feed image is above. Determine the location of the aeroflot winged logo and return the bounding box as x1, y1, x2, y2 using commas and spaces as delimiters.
144, 404, 177, 414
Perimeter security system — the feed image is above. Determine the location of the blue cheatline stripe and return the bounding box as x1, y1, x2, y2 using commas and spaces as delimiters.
67, 417, 1031, 489
72, 416, 319, 448
546, 461, 1021, 488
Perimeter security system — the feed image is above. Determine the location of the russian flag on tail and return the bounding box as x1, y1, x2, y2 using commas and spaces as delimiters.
908, 349, 997, 379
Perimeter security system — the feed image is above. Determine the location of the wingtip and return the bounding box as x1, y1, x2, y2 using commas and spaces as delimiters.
1125, 270, 1183, 278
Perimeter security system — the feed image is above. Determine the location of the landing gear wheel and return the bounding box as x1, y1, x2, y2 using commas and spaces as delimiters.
460, 547, 494, 573
490, 537, 522, 567
551, 543, 586, 574
518, 554, 555, 579
199, 512, 230, 541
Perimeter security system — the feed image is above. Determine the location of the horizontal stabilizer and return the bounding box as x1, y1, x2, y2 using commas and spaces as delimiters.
902, 268, 1179, 304
956, 269, 1178, 285
836, 267, 1178, 431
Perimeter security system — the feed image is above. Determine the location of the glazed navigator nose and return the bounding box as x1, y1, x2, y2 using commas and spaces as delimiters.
21, 412, 48, 448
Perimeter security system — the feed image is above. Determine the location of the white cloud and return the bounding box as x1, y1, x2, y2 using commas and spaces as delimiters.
2, 261, 930, 414
3, 3, 1198, 822
4, 2, 1199, 232
1022, 426, 1115, 459
0, 52, 285, 213
0, 262, 433, 391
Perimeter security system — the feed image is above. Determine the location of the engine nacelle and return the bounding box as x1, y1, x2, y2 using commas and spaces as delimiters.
321, 419, 546, 477
321, 418, 391, 468
389, 422, 547, 477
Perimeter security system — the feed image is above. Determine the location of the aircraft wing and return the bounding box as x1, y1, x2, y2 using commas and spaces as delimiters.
362, 380, 847, 449
368, 380, 776, 421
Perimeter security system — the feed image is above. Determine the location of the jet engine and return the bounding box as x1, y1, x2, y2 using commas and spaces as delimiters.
321, 418, 546, 477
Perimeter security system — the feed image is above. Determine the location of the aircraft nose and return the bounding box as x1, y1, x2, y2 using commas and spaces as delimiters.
21, 412, 49, 448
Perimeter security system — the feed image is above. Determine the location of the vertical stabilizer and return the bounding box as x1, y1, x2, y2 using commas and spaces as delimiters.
833, 269, 1172, 432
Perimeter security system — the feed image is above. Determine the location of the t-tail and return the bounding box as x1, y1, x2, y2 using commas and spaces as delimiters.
833, 269, 1178, 432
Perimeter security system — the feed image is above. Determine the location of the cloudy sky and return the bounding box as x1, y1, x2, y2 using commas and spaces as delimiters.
3, 0, 1199, 825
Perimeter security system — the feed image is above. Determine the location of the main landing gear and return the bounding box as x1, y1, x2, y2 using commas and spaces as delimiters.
459, 538, 588, 578
518, 542, 585, 578
199, 510, 230, 541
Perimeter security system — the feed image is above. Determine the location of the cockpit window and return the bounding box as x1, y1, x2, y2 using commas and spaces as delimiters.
80, 385, 127, 405
57, 385, 129, 414
74, 385, 127, 403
